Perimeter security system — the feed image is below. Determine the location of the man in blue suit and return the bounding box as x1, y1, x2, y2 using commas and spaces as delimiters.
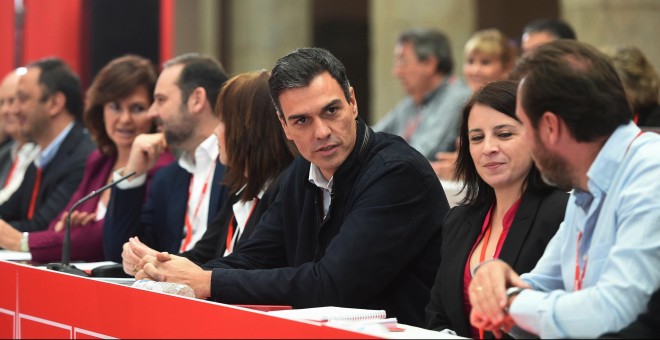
103, 53, 228, 262
0, 58, 95, 250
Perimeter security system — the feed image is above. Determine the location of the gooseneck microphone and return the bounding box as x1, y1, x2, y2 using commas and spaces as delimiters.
47, 171, 137, 276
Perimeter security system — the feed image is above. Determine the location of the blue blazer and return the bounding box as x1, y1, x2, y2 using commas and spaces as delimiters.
103, 159, 227, 262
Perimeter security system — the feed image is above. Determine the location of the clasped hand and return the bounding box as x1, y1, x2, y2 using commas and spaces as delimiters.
468, 259, 530, 338
134, 251, 212, 299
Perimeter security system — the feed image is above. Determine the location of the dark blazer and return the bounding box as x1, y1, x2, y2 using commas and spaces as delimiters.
203, 120, 447, 327
0, 139, 13, 186
103, 159, 227, 262
426, 188, 569, 338
180, 172, 285, 265
0, 122, 95, 232
601, 288, 660, 339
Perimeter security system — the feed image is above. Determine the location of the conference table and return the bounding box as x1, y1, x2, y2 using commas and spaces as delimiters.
0, 260, 460, 339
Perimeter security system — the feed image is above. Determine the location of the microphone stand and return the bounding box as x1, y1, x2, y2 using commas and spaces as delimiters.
47, 171, 136, 276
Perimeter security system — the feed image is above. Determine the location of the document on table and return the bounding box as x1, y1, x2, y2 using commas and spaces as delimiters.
0, 249, 32, 261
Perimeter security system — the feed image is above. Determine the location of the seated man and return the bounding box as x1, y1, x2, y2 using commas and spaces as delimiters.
136, 47, 448, 327
468, 40, 660, 338
0, 58, 94, 244
521, 18, 576, 54
103, 53, 228, 261
373, 28, 470, 160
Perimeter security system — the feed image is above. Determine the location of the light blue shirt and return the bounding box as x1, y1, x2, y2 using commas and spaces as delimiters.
510, 122, 660, 338
33, 122, 74, 169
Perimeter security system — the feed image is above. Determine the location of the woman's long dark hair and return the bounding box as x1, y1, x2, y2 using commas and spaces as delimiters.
216, 71, 297, 201
454, 80, 552, 207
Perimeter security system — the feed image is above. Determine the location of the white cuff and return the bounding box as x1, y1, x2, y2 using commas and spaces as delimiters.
113, 167, 147, 189
20, 232, 29, 252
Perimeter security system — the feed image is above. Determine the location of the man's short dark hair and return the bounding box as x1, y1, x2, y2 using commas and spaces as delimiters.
514, 40, 631, 142
397, 28, 453, 75
523, 19, 576, 40
164, 53, 228, 110
268, 47, 351, 117
27, 58, 82, 121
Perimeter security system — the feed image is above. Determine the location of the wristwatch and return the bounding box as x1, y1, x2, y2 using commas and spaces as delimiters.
506, 287, 524, 299
505, 287, 524, 313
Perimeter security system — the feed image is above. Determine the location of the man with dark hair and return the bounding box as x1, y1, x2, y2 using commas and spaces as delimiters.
373, 28, 470, 159
0, 58, 95, 248
103, 53, 229, 261
521, 18, 576, 53
468, 40, 660, 338
136, 47, 448, 327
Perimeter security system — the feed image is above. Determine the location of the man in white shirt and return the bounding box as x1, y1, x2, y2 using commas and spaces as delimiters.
102, 53, 229, 263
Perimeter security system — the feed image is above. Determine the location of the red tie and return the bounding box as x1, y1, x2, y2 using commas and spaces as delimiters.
27, 167, 42, 220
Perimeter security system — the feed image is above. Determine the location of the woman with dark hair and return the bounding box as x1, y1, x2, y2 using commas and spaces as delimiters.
121, 70, 296, 273
426, 80, 568, 338
20, 55, 174, 262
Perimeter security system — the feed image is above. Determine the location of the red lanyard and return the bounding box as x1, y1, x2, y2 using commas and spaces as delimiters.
574, 130, 644, 291
180, 163, 215, 252
27, 167, 42, 220
225, 197, 260, 254
574, 231, 588, 291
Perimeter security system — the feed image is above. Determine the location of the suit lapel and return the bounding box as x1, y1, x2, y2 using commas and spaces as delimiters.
37, 123, 83, 201
498, 190, 542, 267
208, 159, 225, 225
451, 204, 490, 336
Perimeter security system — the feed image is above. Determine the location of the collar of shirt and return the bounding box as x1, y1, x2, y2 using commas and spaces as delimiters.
417, 78, 448, 108
15, 142, 39, 160
232, 185, 266, 233
34, 122, 74, 168
308, 163, 334, 192
586, 122, 641, 198
177, 133, 219, 174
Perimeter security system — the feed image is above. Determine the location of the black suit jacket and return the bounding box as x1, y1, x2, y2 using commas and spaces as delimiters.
426, 188, 568, 338
103, 159, 227, 261
601, 288, 660, 339
180, 172, 285, 265
0, 122, 95, 232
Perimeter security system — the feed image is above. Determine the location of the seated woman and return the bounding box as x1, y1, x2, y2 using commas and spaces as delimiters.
433, 28, 517, 182
6, 55, 174, 263
121, 70, 296, 275
607, 46, 660, 127
426, 80, 568, 338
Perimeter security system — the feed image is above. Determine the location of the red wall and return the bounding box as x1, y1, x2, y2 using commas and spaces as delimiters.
0, 0, 16, 77
22, 0, 84, 75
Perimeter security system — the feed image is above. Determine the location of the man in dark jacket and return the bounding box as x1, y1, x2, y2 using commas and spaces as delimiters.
136, 48, 448, 327
0, 58, 94, 248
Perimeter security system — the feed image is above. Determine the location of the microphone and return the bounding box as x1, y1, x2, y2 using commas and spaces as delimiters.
47, 171, 137, 276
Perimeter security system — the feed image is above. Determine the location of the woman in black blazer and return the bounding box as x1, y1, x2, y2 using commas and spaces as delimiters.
426, 80, 568, 338
121, 71, 297, 272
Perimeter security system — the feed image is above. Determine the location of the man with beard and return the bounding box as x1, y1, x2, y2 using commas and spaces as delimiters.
467, 40, 660, 338
103, 53, 228, 262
